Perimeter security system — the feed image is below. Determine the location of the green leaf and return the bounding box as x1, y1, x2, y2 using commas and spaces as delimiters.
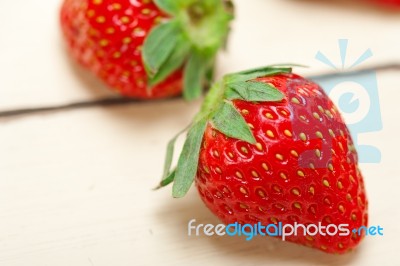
148, 37, 190, 86
183, 52, 208, 100
172, 119, 208, 198
154, 0, 182, 15
211, 102, 256, 144
143, 20, 180, 77
155, 169, 176, 190
160, 126, 190, 181
224, 67, 292, 84
226, 81, 284, 102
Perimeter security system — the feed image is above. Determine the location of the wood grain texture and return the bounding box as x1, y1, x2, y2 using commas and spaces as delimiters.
1, 0, 400, 265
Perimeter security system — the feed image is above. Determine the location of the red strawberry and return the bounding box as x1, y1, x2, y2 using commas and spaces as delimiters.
159, 66, 368, 254
371, 0, 400, 6
60, 0, 233, 99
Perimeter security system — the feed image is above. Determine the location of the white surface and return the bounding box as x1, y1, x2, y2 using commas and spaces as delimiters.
1, 0, 400, 265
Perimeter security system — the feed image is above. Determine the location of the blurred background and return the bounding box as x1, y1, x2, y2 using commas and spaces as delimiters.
1, 0, 399, 265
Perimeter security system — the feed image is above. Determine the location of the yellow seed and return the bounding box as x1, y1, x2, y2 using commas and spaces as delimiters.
275, 154, 284, 161
299, 115, 307, 121
228, 152, 234, 159
321, 245, 327, 251
338, 243, 344, 249
204, 166, 210, 174
141, 8, 151, 15
309, 163, 315, 169
239, 187, 248, 195
257, 189, 266, 198
120, 16, 130, 24
291, 97, 301, 104
121, 71, 130, 77
328, 164, 334, 171
96, 16, 106, 23
239, 203, 248, 209
338, 205, 345, 213
329, 129, 335, 137
273, 185, 281, 193
255, 143, 263, 151
346, 193, 352, 201
111, 3, 121, 10
99, 39, 109, 47
337, 181, 343, 189
316, 131, 323, 139
313, 112, 320, 120
93, 0, 102, 4
280, 173, 287, 180
309, 186, 315, 195
293, 202, 302, 209
299, 133, 307, 141
270, 217, 278, 224
291, 150, 299, 157
105, 27, 115, 34
318, 105, 324, 113
339, 142, 344, 151
266, 130, 275, 138
325, 110, 333, 118
213, 150, 219, 158
284, 129, 293, 137
241, 109, 249, 115
113, 51, 121, 58
215, 167, 222, 174
351, 214, 357, 221
247, 123, 254, 130
292, 188, 300, 196
251, 171, 259, 178
235, 171, 243, 179
262, 163, 269, 171
87, 9, 95, 17
280, 110, 289, 116
122, 37, 132, 44
265, 112, 274, 119
358, 197, 364, 207
306, 236, 314, 242
241, 147, 248, 154
297, 170, 305, 177
315, 149, 321, 157
323, 180, 330, 187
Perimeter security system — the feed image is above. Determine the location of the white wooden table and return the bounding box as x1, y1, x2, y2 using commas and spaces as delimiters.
1, 0, 400, 265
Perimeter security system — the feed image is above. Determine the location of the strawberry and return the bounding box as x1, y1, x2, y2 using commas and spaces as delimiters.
60, 0, 233, 99
372, 0, 400, 6
158, 66, 368, 254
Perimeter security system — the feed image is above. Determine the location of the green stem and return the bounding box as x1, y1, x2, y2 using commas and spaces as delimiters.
194, 80, 225, 123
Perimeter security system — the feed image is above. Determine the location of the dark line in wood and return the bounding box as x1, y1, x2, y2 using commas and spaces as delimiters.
1, 63, 399, 120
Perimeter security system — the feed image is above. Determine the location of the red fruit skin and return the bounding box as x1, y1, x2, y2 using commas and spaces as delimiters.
372, 0, 400, 6
196, 74, 368, 254
60, 0, 183, 99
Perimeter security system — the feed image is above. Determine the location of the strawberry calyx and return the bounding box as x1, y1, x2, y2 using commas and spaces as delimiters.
157, 65, 296, 197
143, 0, 234, 100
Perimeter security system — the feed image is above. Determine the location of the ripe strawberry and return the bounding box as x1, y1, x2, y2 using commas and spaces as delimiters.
158, 66, 368, 254
371, 0, 400, 6
60, 0, 233, 99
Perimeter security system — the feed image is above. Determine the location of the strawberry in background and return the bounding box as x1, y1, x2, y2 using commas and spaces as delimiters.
371, 0, 400, 7
158, 66, 368, 254
60, 0, 233, 99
